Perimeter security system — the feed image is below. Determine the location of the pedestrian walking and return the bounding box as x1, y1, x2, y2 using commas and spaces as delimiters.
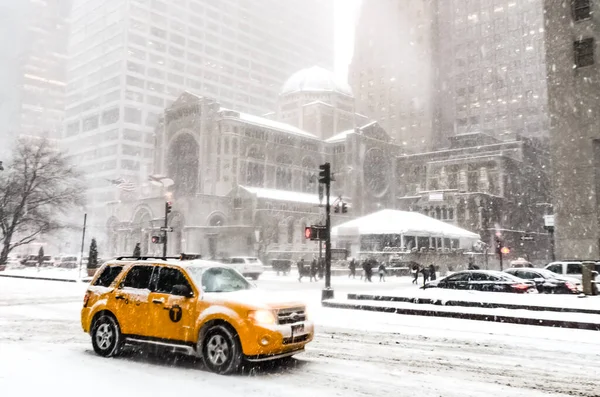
421, 266, 430, 286
297, 258, 306, 282
349, 258, 356, 279
365, 259, 374, 282
411, 264, 419, 284
429, 264, 437, 281
378, 262, 387, 282
310, 259, 317, 282
318, 257, 324, 279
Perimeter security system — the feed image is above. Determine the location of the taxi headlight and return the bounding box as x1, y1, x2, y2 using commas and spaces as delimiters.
248, 310, 277, 325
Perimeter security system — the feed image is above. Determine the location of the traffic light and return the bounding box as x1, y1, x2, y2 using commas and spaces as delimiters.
166, 201, 172, 214
151, 235, 163, 244
334, 202, 340, 213
501, 246, 510, 255
304, 227, 313, 240
304, 225, 327, 241
341, 202, 348, 213
318, 163, 331, 184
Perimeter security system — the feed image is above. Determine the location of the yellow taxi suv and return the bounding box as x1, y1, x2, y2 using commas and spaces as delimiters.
81, 256, 313, 375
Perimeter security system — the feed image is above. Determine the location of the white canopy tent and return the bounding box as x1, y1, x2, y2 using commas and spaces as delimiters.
332, 209, 480, 252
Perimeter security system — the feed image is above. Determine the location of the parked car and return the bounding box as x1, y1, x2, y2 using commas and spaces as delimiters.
222, 256, 264, 280
544, 261, 600, 281
423, 270, 538, 293
270, 259, 292, 276
56, 255, 79, 268
504, 268, 580, 294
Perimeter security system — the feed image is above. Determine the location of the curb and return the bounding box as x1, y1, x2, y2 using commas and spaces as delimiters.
322, 300, 600, 331
0, 274, 91, 283
347, 293, 600, 316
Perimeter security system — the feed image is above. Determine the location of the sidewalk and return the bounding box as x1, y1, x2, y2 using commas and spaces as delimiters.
0, 267, 92, 283
323, 288, 600, 331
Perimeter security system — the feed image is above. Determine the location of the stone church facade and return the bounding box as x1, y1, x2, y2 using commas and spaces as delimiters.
99, 66, 551, 263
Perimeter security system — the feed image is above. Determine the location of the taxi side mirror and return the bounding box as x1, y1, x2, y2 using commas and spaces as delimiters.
172, 284, 194, 298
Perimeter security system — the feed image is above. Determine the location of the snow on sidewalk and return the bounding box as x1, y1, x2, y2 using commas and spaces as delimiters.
346, 287, 600, 312
324, 297, 600, 330
1, 266, 91, 282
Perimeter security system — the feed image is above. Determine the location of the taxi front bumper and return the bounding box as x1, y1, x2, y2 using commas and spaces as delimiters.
241, 320, 314, 358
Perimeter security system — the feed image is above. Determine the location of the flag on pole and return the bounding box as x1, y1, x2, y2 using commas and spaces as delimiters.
107, 177, 137, 192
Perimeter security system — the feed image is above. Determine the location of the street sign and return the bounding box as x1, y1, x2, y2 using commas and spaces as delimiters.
520, 235, 535, 241
160, 227, 174, 232
544, 214, 555, 227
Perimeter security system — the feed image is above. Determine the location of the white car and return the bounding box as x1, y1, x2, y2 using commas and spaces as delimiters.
545, 261, 600, 281
227, 256, 264, 280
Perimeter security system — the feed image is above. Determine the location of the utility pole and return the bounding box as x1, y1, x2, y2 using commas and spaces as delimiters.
319, 163, 334, 301
163, 201, 172, 257
78, 213, 87, 281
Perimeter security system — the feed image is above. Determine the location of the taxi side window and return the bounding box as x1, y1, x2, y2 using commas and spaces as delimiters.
121, 265, 154, 289
93, 266, 123, 287
155, 267, 192, 296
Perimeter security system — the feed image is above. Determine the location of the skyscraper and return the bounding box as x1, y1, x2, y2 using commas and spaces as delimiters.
435, 0, 549, 142
63, 0, 334, 204
349, 0, 549, 150
349, 0, 438, 152
543, 0, 600, 258
0, 0, 71, 152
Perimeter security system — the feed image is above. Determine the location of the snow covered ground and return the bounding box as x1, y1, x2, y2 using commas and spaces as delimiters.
1, 277, 599, 396
345, 288, 600, 312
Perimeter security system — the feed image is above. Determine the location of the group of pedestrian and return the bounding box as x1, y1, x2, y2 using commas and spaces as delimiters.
411, 264, 437, 286
297, 257, 325, 282
348, 257, 388, 282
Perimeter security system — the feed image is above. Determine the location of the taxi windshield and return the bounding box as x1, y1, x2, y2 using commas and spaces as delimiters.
187, 267, 252, 293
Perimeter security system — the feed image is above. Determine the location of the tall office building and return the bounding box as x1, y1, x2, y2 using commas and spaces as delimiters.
63, 0, 334, 204
435, 0, 549, 142
0, 0, 70, 152
349, 0, 438, 152
543, 0, 600, 258
350, 0, 549, 150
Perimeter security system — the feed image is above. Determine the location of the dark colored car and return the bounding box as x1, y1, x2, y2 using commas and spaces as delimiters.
423, 270, 538, 294
504, 268, 580, 294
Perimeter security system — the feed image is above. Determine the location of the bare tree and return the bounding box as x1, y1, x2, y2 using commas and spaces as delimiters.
0, 138, 85, 266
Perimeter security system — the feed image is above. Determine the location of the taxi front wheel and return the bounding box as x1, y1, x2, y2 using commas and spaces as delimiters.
91, 314, 123, 357
201, 325, 242, 375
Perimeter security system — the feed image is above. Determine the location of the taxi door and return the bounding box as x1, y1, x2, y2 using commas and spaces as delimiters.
110, 264, 154, 336
147, 265, 198, 343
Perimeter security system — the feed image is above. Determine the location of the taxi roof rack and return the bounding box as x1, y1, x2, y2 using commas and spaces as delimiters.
116, 256, 179, 261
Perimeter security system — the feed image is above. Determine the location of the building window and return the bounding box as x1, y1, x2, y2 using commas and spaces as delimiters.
574, 38, 595, 68
124, 107, 142, 124
572, 0, 591, 21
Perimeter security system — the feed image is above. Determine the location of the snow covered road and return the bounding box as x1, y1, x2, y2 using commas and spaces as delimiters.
1, 278, 599, 396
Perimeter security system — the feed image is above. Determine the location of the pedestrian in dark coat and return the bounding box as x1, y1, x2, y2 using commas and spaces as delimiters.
297, 259, 306, 282
318, 258, 324, 279
310, 259, 317, 282
421, 266, 430, 286
378, 262, 387, 282
411, 264, 419, 284
429, 264, 437, 281
365, 259, 374, 282
361, 260, 368, 281
349, 259, 356, 279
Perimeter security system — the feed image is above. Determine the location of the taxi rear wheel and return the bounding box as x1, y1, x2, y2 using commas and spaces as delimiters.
201, 325, 242, 375
91, 314, 123, 357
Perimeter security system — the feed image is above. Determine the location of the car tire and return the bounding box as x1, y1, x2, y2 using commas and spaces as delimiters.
201, 324, 242, 375
91, 314, 123, 357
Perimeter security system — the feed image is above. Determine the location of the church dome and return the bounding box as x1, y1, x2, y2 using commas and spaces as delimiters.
280, 66, 353, 97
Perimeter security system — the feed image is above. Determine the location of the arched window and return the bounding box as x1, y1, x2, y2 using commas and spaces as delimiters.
167, 133, 199, 196
435, 207, 442, 219
301, 157, 317, 193
246, 146, 265, 187
442, 207, 448, 220
449, 208, 454, 220
275, 154, 292, 190
287, 219, 295, 244
208, 213, 226, 227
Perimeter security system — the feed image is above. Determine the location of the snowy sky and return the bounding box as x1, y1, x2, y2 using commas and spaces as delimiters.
334, 0, 362, 81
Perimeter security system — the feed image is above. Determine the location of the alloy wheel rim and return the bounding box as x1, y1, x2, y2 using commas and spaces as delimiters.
96, 323, 113, 350
207, 334, 229, 365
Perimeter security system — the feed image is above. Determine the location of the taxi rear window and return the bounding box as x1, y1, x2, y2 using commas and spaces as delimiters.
93, 265, 124, 287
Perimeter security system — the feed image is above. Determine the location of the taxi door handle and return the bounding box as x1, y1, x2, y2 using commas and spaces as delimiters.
152, 298, 164, 304
115, 295, 126, 301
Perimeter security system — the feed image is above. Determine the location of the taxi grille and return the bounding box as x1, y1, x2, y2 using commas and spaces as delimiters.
282, 334, 310, 345
277, 307, 306, 325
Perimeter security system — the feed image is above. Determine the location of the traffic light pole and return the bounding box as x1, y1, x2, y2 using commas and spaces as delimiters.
163, 201, 168, 258
322, 164, 334, 301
